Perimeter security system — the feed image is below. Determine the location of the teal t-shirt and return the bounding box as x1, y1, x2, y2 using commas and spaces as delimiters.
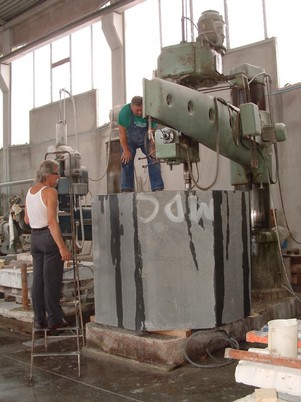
118, 103, 157, 130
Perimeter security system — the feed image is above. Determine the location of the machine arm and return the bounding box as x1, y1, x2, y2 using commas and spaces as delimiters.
143, 77, 286, 186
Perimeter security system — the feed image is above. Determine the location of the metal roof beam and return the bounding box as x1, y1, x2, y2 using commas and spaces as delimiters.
0, 0, 144, 63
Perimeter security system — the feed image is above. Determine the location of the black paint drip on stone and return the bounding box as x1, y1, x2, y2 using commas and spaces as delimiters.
109, 195, 123, 328
241, 192, 251, 316
184, 191, 199, 271
132, 194, 146, 332
100, 195, 106, 214
225, 191, 230, 261
213, 191, 225, 327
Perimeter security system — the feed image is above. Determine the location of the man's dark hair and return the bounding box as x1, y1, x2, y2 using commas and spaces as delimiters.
131, 96, 143, 106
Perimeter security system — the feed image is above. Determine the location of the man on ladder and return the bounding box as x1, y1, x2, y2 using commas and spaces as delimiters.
25, 159, 71, 331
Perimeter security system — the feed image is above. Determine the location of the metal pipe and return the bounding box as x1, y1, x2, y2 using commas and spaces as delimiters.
181, 0, 185, 42
223, 0, 230, 49
189, 0, 194, 42
0, 178, 34, 188
262, 0, 268, 39
185, 0, 188, 42
158, 0, 163, 49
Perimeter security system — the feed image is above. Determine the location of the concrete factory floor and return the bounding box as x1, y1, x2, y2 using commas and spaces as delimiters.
1, 294, 301, 402
0, 326, 256, 402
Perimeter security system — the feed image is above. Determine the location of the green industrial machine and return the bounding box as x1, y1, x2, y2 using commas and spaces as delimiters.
144, 10, 286, 189
143, 10, 287, 295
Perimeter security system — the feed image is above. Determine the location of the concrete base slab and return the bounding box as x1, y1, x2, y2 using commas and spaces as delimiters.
81, 345, 174, 372
85, 322, 186, 369
85, 296, 301, 368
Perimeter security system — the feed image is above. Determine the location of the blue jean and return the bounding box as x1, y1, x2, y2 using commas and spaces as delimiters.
30, 229, 65, 327
121, 132, 164, 192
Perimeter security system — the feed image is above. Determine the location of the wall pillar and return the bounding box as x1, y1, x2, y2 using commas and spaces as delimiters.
101, 11, 126, 106
0, 63, 11, 213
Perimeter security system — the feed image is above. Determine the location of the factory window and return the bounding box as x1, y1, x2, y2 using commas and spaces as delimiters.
52, 61, 71, 103
124, 0, 161, 97
34, 45, 51, 107
10, 22, 111, 145
51, 36, 71, 102
52, 35, 69, 64
11, 53, 34, 145
225, 0, 264, 48
92, 22, 112, 125
264, 0, 301, 86
72, 26, 92, 96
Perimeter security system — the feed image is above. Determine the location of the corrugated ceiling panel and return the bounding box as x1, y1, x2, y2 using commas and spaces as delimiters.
0, 0, 44, 22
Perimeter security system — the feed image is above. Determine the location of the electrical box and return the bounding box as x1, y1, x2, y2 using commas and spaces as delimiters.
240, 103, 261, 137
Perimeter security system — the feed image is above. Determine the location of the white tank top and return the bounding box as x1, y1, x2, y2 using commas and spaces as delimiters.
26, 186, 48, 229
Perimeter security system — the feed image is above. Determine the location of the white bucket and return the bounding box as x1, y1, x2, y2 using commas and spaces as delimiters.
268, 318, 298, 358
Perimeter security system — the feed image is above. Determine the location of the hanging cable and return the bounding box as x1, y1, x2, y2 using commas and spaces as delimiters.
268, 165, 301, 303
257, 73, 301, 244
276, 163, 301, 245
59, 89, 66, 122
88, 112, 114, 182
88, 128, 112, 182
186, 97, 220, 190
75, 196, 85, 251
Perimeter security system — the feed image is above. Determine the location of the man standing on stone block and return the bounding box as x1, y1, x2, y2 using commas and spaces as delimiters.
118, 96, 164, 192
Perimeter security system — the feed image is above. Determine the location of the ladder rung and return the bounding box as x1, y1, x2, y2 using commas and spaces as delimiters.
31, 351, 80, 357
33, 326, 79, 332
45, 334, 80, 339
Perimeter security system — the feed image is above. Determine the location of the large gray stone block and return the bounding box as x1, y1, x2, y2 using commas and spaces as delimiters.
92, 190, 250, 331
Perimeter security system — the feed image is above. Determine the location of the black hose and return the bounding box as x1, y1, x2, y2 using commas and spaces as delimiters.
183, 329, 240, 368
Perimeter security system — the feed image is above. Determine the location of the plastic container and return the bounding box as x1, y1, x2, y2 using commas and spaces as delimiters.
268, 318, 298, 358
